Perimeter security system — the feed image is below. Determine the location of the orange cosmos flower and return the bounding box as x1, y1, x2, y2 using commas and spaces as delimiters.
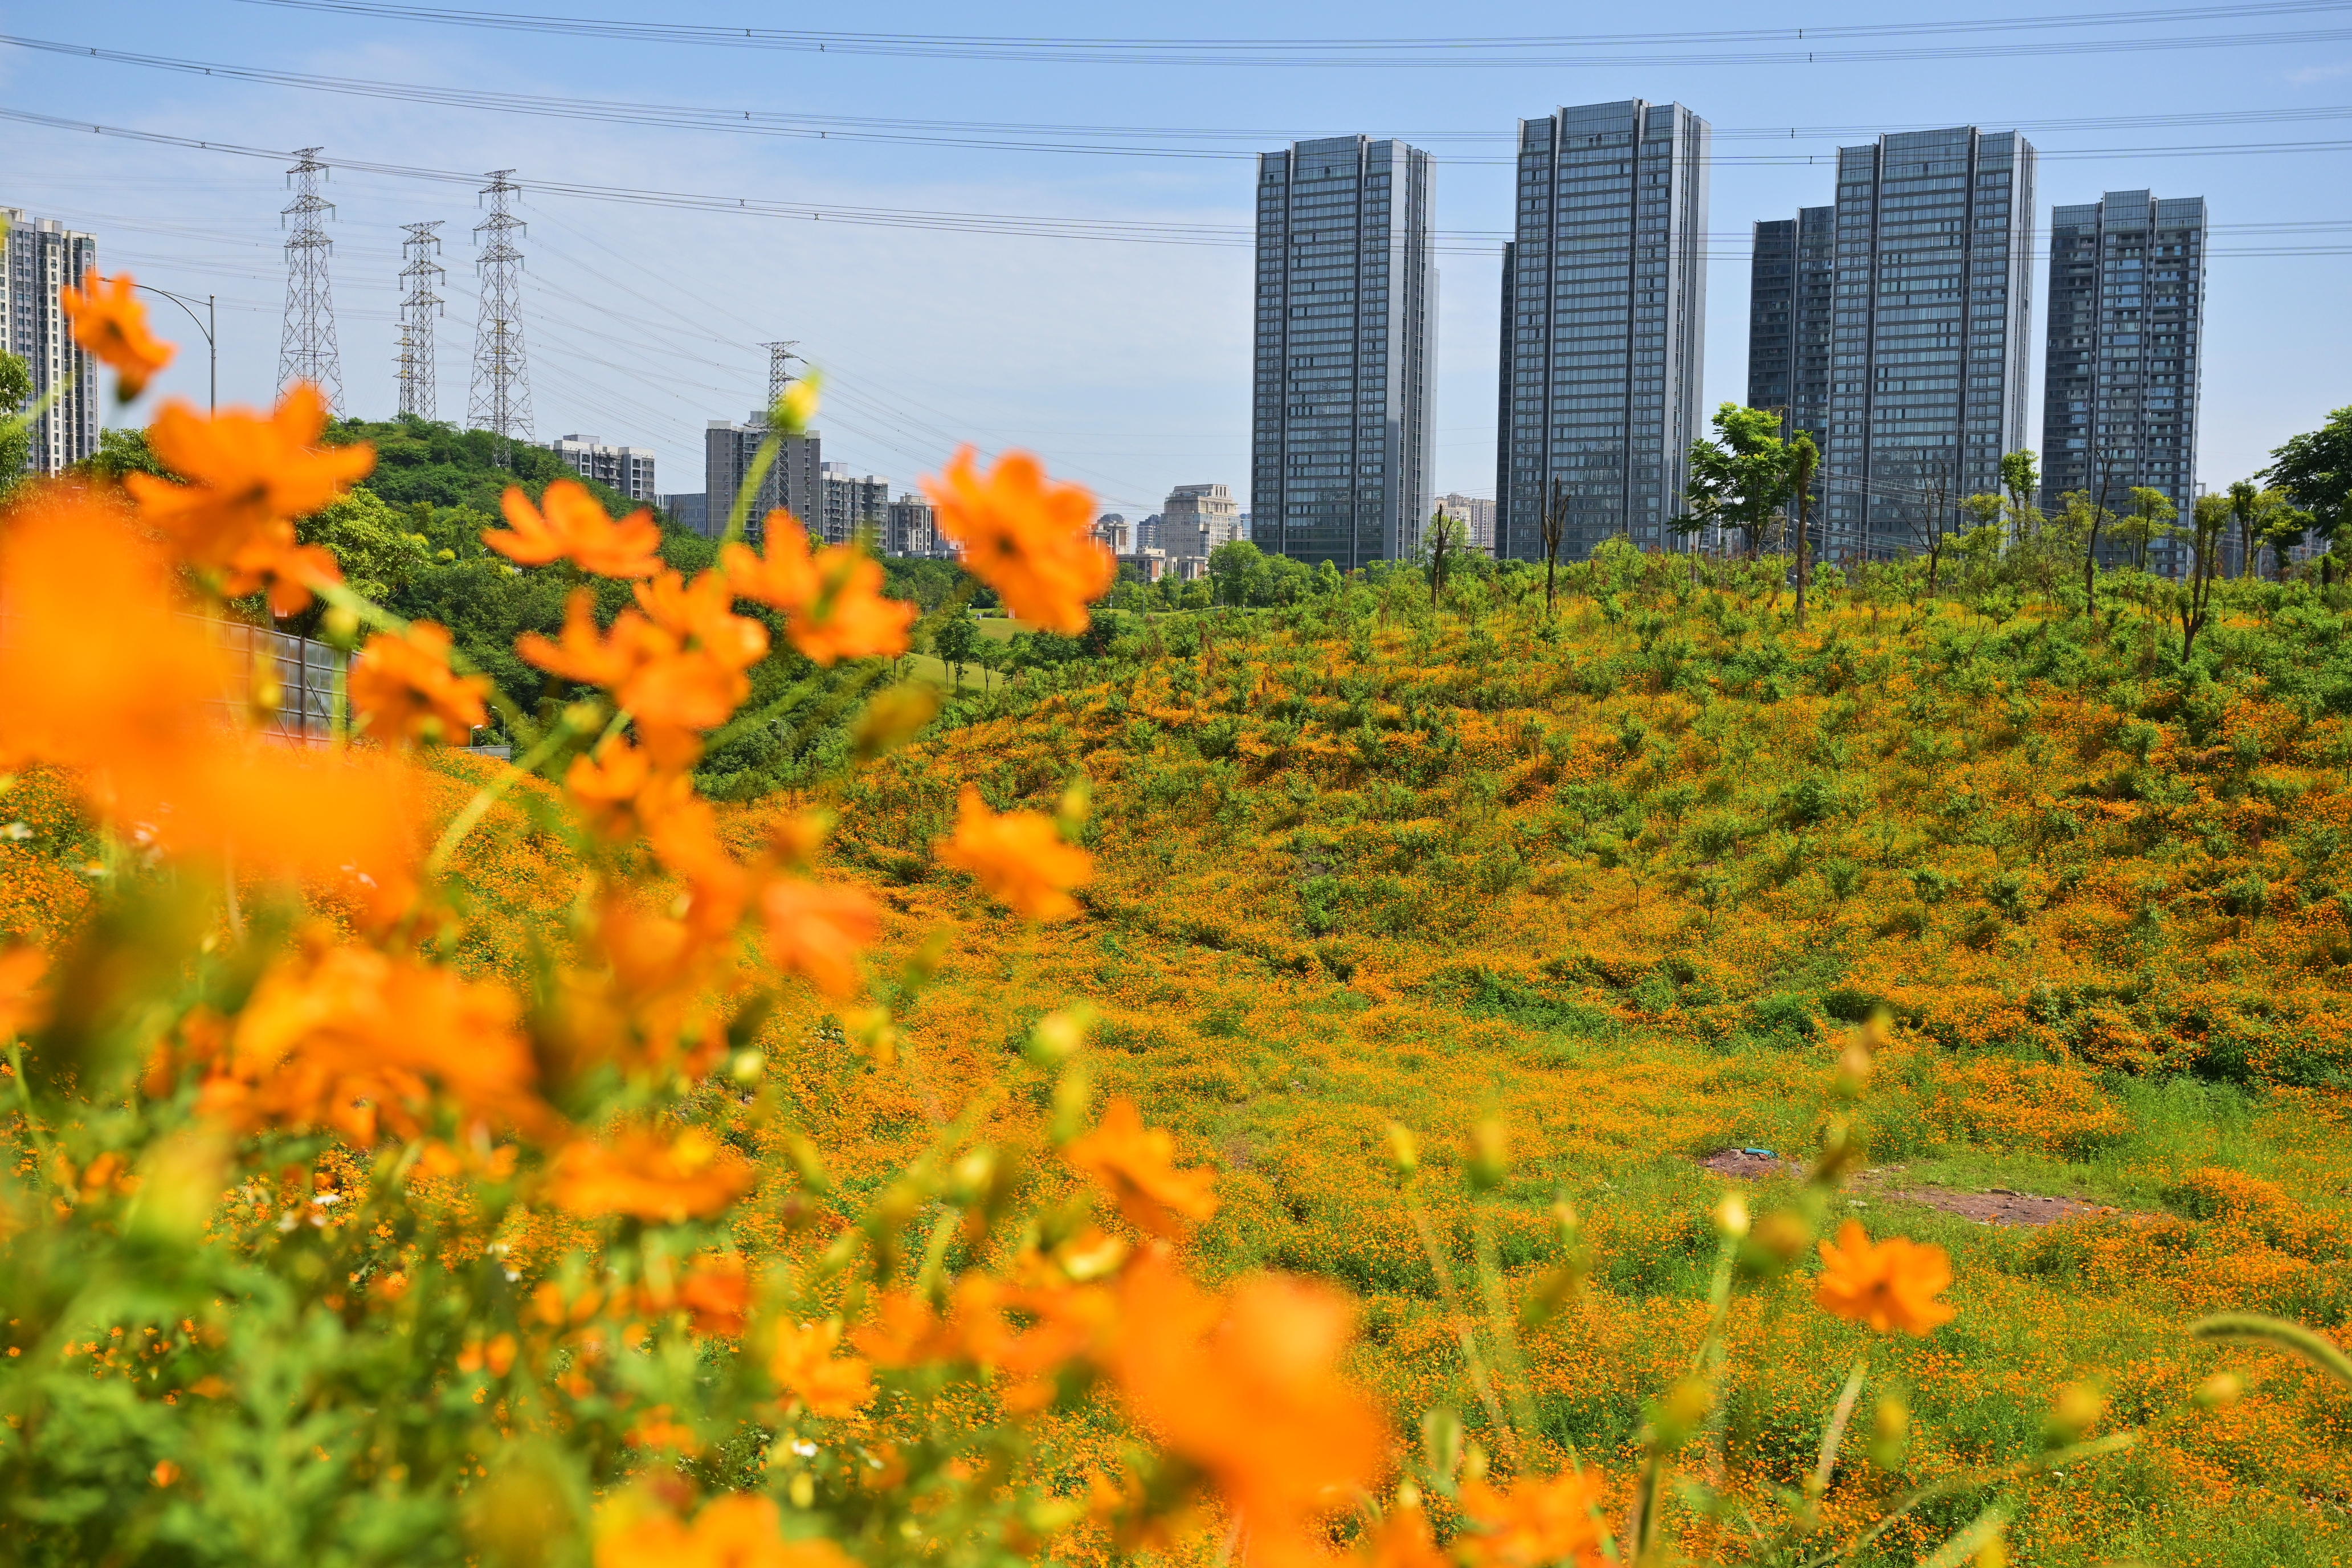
0, 948, 48, 1042
760, 877, 881, 998
1455, 1474, 1610, 1568
921, 447, 1112, 634
58, 270, 174, 399
348, 622, 490, 746
1814, 1220, 1956, 1335
596, 1493, 856, 1568
768, 1320, 876, 1418
1362, 1506, 1449, 1568
934, 785, 1093, 920
675, 1256, 752, 1338
520, 586, 647, 691
126, 385, 369, 613
484, 479, 665, 578
545, 1126, 754, 1222
1110, 1256, 1386, 1568
1064, 1099, 1219, 1237
197, 938, 546, 1148
722, 514, 915, 665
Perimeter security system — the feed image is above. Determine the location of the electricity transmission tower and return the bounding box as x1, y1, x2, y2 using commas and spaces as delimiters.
468, 170, 533, 456
395, 221, 445, 422
277, 147, 344, 413
759, 340, 801, 418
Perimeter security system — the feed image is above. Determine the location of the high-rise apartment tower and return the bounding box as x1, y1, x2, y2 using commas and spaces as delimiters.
1811, 128, 2036, 561
1746, 207, 1835, 445
2040, 190, 2206, 576
705, 415, 820, 542
1, 209, 100, 474
551, 434, 656, 501
1494, 100, 1710, 562
1251, 136, 1436, 570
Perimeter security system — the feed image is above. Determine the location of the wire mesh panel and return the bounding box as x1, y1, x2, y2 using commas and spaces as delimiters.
205, 618, 344, 744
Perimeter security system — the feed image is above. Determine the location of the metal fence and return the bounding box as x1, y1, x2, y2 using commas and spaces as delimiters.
210, 618, 344, 744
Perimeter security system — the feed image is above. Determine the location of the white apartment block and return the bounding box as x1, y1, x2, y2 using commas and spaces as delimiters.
1438, 492, 1496, 554
550, 434, 656, 502
2, 209, 101, 475
820, 461, 891, 545
885, 493, 941, 557
1161, 482, 1244, 562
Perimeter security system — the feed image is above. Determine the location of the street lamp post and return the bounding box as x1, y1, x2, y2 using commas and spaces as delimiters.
130, 284, 215, 412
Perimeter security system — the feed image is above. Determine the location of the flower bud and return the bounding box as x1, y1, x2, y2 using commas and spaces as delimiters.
1868, 1395, 1909, 1469
1056, 775, 1092, 835
560, 700, 606, 735
1742, 1210, 1812, 1276
1419, 1407, 1463, 1487
1467, 1119, 1508, 1192
1027, 1004, 1095, 1065
775, 375, 822, 434
728, 1049, 765, 1084
2043, 1381, 2106, 1447
1715, 1191, 1751, 1239
321, 604, 361, 650
1645, 1377, 1714, 1454
2194, 1371, 2243, 1408
1386, 1122, 1419, 1175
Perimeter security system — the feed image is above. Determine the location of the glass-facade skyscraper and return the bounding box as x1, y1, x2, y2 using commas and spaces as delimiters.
2040, 190, 2206, 576
1746, 206, 1835, 446
1250, 136, 1436, 570
1493, 100, 1710, 562
1813, 128, 2037, 561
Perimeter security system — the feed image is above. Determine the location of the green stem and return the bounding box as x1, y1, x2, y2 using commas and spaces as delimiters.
4, 1042, 67, 1198
722, 427, 785, 546
422, 707, 612, 877
1403, 1182, 1517, 1467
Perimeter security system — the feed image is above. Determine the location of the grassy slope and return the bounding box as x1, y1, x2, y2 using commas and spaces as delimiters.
5, 569, 2348, 1562
793, 578, 2352, 1563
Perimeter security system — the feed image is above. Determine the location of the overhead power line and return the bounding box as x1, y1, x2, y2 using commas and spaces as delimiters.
235, 0, 2352, 68
18, 35, 2352, 166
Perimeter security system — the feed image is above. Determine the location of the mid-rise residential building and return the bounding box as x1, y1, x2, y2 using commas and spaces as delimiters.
1438, 492, 1496, 554
1133, 513, 1163, 552
1746, 206, 1836, 446
1092, 513, 1132, 554
658, 492, 707, 534
820, 462, 891, 545
704, 414, 820, 542
1496, 101, 1710, 562
1251, 134, 1437, 570
2040, 190, 2206, 576
550, 434, 656, 501
2, 209, 101, 475
1809, 128, 2037, 561
885, 493, 939, 557
1161, 482, 1245, 562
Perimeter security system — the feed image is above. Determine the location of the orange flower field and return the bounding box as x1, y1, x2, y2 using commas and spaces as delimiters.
0, 281, 2347, 1568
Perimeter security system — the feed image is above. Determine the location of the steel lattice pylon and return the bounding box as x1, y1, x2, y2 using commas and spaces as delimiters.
468, 170, 534, 454
395, 221, 446, 422
758, 339, 801, 417
277, 148, 344, 414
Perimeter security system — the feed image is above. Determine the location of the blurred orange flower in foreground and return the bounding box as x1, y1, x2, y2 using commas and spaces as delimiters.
1814, 1220, 1956, 1335
58, 270, 174, 399
768, 1320, 875, 1417
0, 482, 419, 918
484, 479, 665, 578
198, 938, 545, 1148
921, 447, 1112, 635
0, 948, 49, 1042
935, 786, 1093, 920
1110, 1257, 1386, 1568
349, 622, 491, 746
760, 878, 881, 997
1456, 1473, 1610, 1568
126, 385, 367, 614
547, 1126, 754, 1222
597, 1493, 856, 1568
1064, 1098, 1219, 1236
724, 514, 914, 665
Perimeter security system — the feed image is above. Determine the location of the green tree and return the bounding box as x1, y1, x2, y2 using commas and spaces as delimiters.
1424, 508, 1461, 607
1786, 432, 1819, 628
1677, 403, 1798, 558
2116, 486, 2177, 573
1540, 477, 1572, 614
2178, 491, 2230, 662
2263, 405, 2352, 565
296, 488, 436, 605
933, 608, 981, 689
1208, 539, 1269, 607
0, 350, 31, 496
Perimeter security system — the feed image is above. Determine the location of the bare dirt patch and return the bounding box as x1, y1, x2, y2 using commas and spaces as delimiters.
1698, 1149, 2132, 1229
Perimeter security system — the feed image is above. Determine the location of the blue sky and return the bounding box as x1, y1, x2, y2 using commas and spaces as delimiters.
7, 1, 2349, 514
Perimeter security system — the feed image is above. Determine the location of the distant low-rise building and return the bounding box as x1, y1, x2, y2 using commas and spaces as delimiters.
821, 461, 891, 545
1438, 493, 1496, 554
1093, 513, 1132, 554
658, 492, 707, 534
550, 434, 656, 501
1118, 548, 1169, 582
885, 493, 940, 557
1161, 483, 1244, 563
705, 414, 820, 542
2, 208, 100, 475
